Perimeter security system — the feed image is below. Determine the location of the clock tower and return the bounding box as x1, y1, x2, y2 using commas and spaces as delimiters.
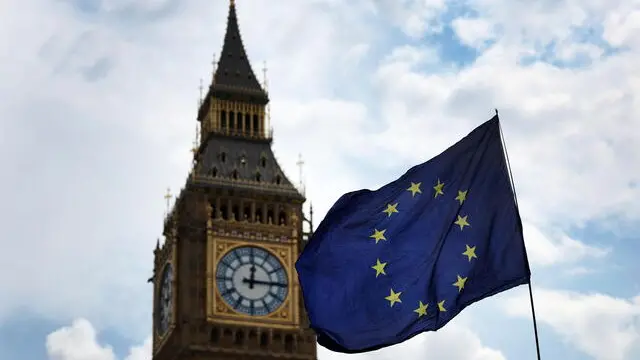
151, 1, 318, 359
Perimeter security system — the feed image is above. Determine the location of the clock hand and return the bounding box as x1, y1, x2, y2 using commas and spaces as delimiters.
248, 265, 257, 289
242, 278, 287, 287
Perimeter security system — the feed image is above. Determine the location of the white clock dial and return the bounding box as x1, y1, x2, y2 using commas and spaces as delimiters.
216, 246, 288, 316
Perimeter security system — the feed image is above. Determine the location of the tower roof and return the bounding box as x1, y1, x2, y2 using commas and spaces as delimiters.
212, 1, 268, 103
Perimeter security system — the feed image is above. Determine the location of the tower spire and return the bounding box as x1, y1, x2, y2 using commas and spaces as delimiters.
211, 0, 268, 104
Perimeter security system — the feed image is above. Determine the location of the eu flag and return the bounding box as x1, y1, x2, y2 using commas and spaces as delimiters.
295, 115, 530, 353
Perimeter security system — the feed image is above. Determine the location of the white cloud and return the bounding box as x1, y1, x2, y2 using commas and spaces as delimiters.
563, 266, 597, 276
373, 0, 449, 38
452, 17, 497, 50
505, 289, 640, 360
522, 221, 609, 267
603, 6, 640, 48
46, 319, 151, 360
320, 322, 505, 360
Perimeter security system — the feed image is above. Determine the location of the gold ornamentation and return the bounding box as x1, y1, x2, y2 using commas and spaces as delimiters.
206, 236, 299, 329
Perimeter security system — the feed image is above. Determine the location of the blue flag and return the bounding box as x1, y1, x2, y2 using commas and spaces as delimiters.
295, 115, 530, 353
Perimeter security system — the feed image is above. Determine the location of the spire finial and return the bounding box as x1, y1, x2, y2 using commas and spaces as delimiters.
262, 61, 269, 91
164, 188, 172, 215
296, 153, 305, 193
191, 123, 199, 156
230, 0, 235, 6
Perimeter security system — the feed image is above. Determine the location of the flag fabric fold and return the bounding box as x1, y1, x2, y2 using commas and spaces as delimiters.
295, 115, 531, 353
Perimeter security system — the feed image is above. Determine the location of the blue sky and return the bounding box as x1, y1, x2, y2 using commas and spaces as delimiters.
1, 0, 639, 359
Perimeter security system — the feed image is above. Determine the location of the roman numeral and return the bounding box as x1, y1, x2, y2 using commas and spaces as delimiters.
263, 299, 272, 313
232, 250, 242, 263
234, 296, 245, 309
221, 287, 236, 297
270, 290, 284, 302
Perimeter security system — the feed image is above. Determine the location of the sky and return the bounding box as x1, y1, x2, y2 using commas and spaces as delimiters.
0, 0, 639, 359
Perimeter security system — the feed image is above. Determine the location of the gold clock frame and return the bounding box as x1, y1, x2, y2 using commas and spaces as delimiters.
206, 235, 300, 329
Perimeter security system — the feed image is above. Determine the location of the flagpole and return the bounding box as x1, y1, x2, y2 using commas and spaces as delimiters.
496, 109, 542, 360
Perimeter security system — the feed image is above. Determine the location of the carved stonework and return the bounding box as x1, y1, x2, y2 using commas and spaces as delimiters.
206, 201, 213, 218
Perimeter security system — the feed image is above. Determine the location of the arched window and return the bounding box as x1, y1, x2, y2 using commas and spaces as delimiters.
284, 334, 294, 352
255, 171, 261, 182
253, 115, 259, 134
275, 174, 282, 184
248, 330, 257, 344
232, 169, 238, 179
244, 113, 251, 132
267, 208, 275, 225
210, 203, 218, 219
220, 204, 228, 220
255, 205, 262, 223
211, 167, 218, 177
210, 327, 220, 344
221, 111, 227, 129
229, 111, 235, 130
234, 330, 244, 345
231, 204, 239, 221
259, 332, 269, 349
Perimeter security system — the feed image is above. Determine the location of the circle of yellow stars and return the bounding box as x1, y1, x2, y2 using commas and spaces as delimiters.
365, 178, 479, 319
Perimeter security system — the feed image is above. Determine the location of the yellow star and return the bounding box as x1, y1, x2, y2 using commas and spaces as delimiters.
438, 300, 446, 312
407, 182, 422, 197
385, 289, 402, 307
454, 215, 470, 230
369, 229, 387, 244
455, 190, 468, 205
433, 179, 445, 198
414, 301, 428, 317
462, 244, 477, 262
372, 259, 387, 277
382, 203, 399, 217
453, 275, 468, 293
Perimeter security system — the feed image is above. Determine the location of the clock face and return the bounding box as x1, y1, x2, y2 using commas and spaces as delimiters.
156, 263, 173, 335
216, 246, 289, 316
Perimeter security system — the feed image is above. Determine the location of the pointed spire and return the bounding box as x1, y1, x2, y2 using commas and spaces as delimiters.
211, 0, 268, 104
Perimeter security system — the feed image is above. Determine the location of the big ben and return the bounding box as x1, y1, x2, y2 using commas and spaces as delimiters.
151, 1, 318, 359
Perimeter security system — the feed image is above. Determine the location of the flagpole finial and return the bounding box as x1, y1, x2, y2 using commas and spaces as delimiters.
494, 108, 499, 116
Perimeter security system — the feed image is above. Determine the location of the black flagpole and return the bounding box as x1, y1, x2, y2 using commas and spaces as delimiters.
496, 108, 542, 360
